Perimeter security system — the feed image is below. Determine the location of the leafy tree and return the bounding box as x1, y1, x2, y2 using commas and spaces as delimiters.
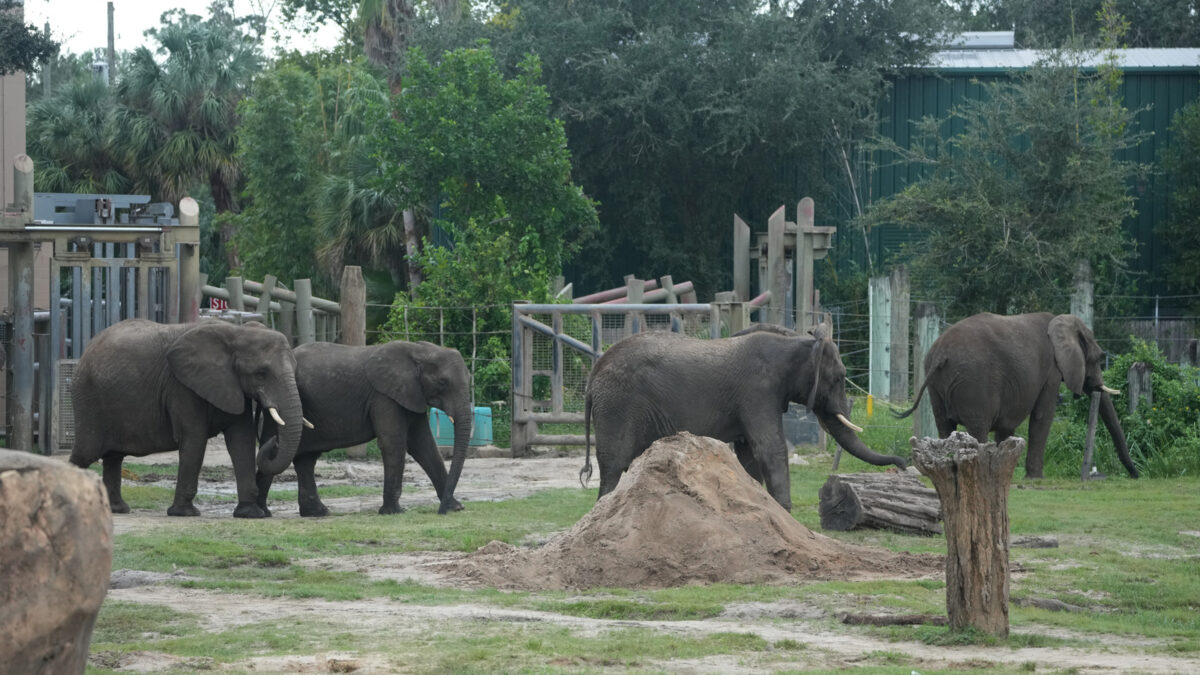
110, 5, 263, 271
0, 0, 57, 75
377, 46, 598, 374
956, 0, 1200, 48
408, 0, 955, 297
858, 48, 1145, 318
26, 78, 131, 194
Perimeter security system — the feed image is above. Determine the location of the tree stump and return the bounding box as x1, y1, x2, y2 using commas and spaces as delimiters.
818, 472, 942, 535
912, 431, 1024, 637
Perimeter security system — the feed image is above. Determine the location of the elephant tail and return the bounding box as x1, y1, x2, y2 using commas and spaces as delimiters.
579, 389, 594, 488
893, 356, 944, 419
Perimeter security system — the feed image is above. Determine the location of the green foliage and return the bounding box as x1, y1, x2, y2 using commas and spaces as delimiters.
859, 49, 1145, 318
1046, 339, 1200, 478
409, 0, 954, 296
1157, 100, 1200, 308
0, 1, 57, 75
957, 0, 1200, 48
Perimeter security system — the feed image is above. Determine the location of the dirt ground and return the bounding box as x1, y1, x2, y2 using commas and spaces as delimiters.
92, 439, 1200, 674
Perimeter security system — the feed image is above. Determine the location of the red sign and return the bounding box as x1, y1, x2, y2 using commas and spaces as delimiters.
210, 297, 228, 310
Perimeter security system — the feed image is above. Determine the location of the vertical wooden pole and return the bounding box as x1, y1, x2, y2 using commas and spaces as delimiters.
259, 274, 277, 328
339, 266, 366, 346
914, 302, 940, 438
624, 276, 643, 336
295, 279, 315, 344
552, 311, 564, 414
9, 156, 35, 452
767, 206, 786, 326
1071, 260, 1094, 331
226, 276, 245, 311
796, 198, 815, 330
733, 215, 750, 302
660, 275, 678, 304
889, 266, 910, 402
869, 274, 892, 399
178, 197, 200, 322
1127, 362, 1152, 415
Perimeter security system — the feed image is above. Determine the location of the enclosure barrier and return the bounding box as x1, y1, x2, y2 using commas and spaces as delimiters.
199, 270, 366, 346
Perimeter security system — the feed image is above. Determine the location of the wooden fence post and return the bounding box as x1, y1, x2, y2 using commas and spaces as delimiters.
226, 276, 245, 312
869, 274, 891, 399
889, 266, 910, 401
914, 302, 940, 438
767, 206, 786, 326
733, 215, 750, 303
913, 432, 1024, 637
1127, 362, 1152, 414
1071, 261, 1094, 331
295, 279, 315, 344
340, 266, 366, 347
259, 274, 277, 328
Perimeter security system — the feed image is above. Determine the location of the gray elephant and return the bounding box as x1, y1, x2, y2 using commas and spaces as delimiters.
897, 312, 1137, 479
580, 326, 906, 511
255, 340, 472, 516
69, 319, 305, 518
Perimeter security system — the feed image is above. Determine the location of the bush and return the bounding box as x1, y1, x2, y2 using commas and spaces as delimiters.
1044, 339, 1200, 478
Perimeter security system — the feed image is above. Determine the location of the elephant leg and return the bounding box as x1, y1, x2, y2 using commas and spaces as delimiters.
254, 469, 273, 516
168, 435, 206, 517
102, 453, 130, 514
745, 428, 792, 511
374, 404, 410, 514
408, 418, 462, 512
1023, 388, 1058, 479
595, 422, 637, 500
928, 389, 957, 438
225, 419, 269, 519
734, 438, 764, 483
292, 452, 328, 517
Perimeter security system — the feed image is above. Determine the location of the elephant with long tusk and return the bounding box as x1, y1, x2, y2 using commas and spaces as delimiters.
896, 312, 1139, 479
580, 323, 906, 511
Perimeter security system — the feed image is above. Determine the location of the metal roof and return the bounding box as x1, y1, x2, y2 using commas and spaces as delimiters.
925, 48, 1200, 72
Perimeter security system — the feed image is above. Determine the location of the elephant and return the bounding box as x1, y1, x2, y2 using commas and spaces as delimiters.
579, 325, 907, 511
255, 340, 472, 516
897, 312, 1138, 479
69, 319, 305, 518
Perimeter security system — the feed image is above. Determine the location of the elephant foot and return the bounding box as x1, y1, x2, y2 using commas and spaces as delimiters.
233, 502, 270, 519
110, 501, 131, 514
378, 503, 406, 515
437, 497, 464, 514
299, 502, 329, 518
167, 504, 201, 517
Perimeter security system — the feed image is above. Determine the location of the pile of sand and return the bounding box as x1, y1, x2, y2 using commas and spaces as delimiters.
439, 433, 941, 590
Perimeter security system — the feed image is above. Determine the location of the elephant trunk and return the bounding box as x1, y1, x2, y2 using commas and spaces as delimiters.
1099, 391, 1139, 478
820, 411, 908, 470
256, 381, 304, 475
438, 404, 471, 514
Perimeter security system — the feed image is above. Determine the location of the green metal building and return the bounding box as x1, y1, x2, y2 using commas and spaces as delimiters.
862, 33, 1200, 307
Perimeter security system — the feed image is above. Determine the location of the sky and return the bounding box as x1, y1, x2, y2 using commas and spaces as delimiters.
22, 0, 343, 58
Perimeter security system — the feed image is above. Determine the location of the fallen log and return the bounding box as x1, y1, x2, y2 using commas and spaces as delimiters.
818, 472, 942, 535
840, 613, 948, 626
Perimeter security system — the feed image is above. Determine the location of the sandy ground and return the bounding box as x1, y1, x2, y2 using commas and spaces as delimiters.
86, 442, 1200, 674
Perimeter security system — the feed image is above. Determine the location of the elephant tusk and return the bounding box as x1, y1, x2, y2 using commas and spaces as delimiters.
1101, 385, 1121, 396
837, 414, 864, 433
303, 418, 315, 429
269, 407, 286, 426
447, 415, 455, 424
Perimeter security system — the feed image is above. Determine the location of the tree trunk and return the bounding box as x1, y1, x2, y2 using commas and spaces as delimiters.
912, 431, 1024, 637
403, 208, 423, 296
818, 472, 942, 535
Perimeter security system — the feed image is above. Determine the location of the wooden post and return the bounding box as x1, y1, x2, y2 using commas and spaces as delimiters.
868, 274, 891, 399
733, 214, 751, 303
295, 279, 315, 345
889, 266, 910, 401
226, 276, 245, 311
767, 206, 786, 326
796, 198, 815, 330
660, 275, 678, 304
913, 432, 1024, 637
259, 274, 277, 328
8, 155, 34, 452
1081, 391, 1101, 479
1071, 261, 1094, 331
1127, 362, 1152, 415
914, 302, 941, 439
178, 197, 201, 322
624, 276, 643, 336
339, 266, 366, 346
818, 472, 942, 535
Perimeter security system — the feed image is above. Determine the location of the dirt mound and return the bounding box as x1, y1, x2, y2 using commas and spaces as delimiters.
440, 433, 941, 590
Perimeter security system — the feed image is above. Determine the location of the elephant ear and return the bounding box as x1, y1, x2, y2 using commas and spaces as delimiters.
1048, 314, 1087, 395
166, 323, 245, 414
366, 342, 429, 413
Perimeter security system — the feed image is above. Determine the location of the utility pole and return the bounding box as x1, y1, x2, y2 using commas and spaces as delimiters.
106, 2, 115, 80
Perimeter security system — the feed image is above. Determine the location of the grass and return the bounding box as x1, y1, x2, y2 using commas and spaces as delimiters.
87, 401, 1200, 672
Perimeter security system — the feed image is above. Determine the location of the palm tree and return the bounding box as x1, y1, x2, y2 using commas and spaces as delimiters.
26, 78, 132, 194
110, 9, 262, 269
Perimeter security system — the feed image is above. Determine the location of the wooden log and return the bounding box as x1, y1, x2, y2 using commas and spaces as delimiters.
913, 432, 1024, 637
840, 613, 947, 626
818, 472, 942, 535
